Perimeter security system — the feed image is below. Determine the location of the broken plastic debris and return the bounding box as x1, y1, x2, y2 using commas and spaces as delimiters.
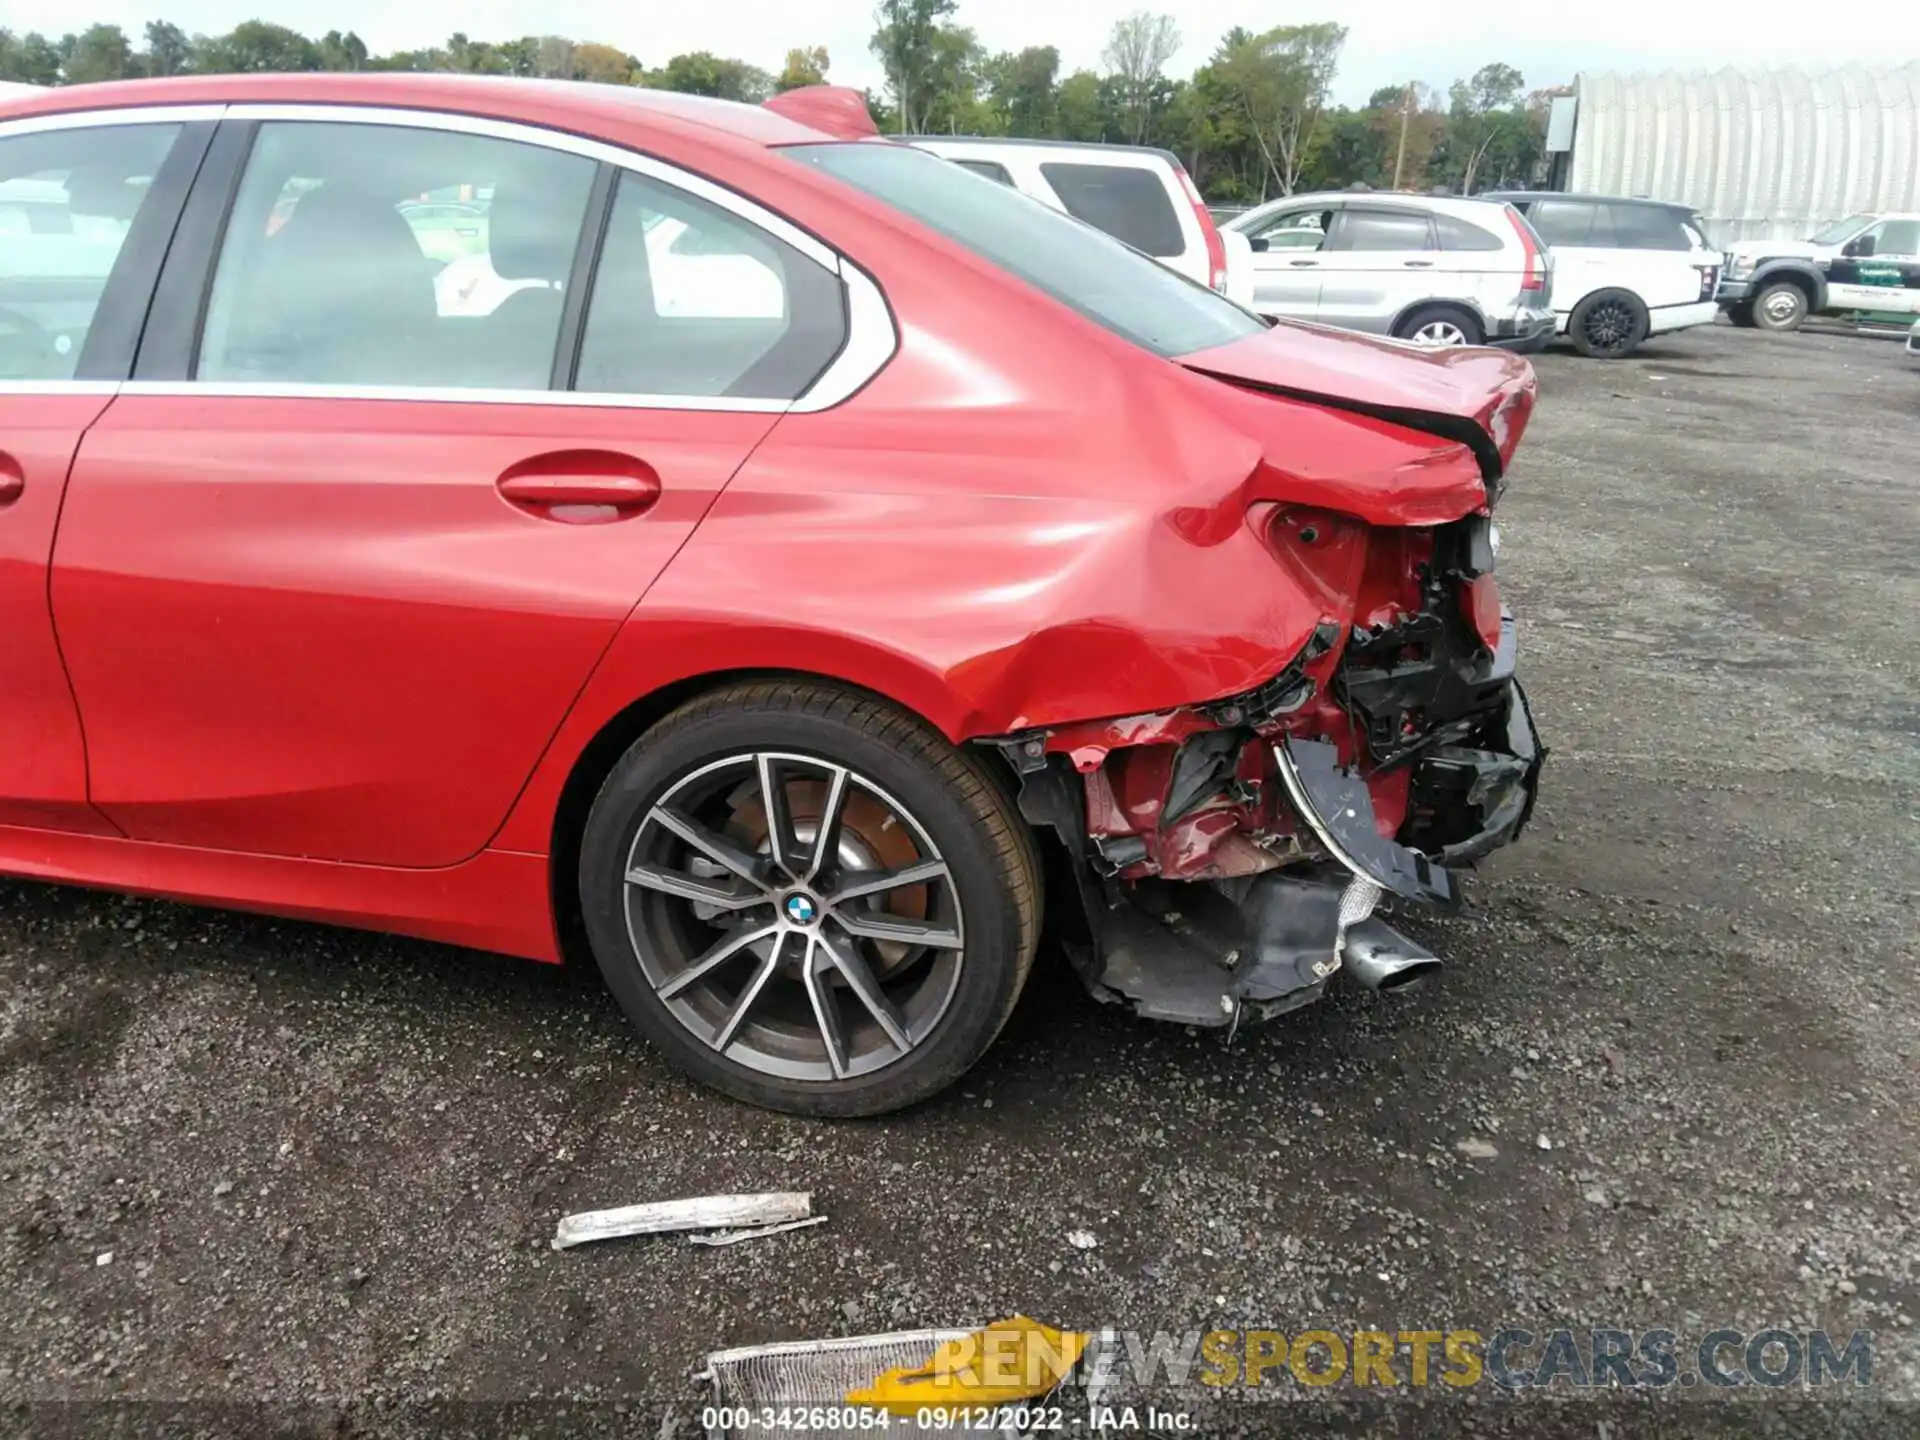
552, 1192, 811, 1251
846, 1317, 1091, 1415
1067, 1229, 1098, 1250
687, 1214, 829, 1247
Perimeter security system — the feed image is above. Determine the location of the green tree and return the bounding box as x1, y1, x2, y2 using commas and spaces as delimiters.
62, 23, 134, 83
0, 29, 65, 84
1435, 63, 1541, 193
869, 0, 956, 133
317, 30, 369, 72
980, 45, 1057, 137
1054, 69, 1110, 143
571, 42, 639, 85
1213, 23, 1346, 197
140, 21, 191, 77
1102, 11, 1180, 144
533, 36, 577, 80
197, 21, 320, 74
655, 51, 772, 101
775, 45, 829, 92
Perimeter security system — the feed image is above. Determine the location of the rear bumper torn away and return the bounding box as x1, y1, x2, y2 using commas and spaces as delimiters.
1006, 679, 1544, 1030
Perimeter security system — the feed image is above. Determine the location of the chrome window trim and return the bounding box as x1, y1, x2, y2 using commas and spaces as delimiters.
117, 381, 786, 412
790, 261, 896, 413
221, 104, 839, 272
0, 380, 123, 396
0, 100, 896, 411
0, 105, 228, 137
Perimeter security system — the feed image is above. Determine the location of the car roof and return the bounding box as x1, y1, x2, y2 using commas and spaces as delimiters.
1240, 190, 1513, 217
904, 135, 1183, 168
0, 73, 835, 153
1487, 190, 1698, 214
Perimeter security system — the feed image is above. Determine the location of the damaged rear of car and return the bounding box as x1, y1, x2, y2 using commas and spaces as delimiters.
570, 131, 1547, 1117
984, 322, 1545, 1029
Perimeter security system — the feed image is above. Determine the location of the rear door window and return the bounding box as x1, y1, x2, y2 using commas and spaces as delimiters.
1328, 208, 1435, 252
1607, 204, 1687, 250
0, 123, 183, 380
1528, 199, 1597, 246
575, 169, 846, 400
1433, 213, 1504, 252
1038, 161, 1185, 258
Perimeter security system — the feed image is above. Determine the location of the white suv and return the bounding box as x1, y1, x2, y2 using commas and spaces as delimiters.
1488, 192, 1720, 357
903, 137, 1253, 306
1224, 191, 1555, 350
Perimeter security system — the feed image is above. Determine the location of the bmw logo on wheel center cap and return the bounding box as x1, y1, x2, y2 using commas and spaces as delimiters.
783, 893, 818, 925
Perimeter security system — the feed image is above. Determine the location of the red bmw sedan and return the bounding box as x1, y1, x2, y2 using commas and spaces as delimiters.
0, 75, 1542, 1115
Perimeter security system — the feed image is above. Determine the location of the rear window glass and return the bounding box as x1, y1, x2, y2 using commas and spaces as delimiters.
1607, 204, 1688, 250
1330, 209, 1434, 252
951, 158, 1015, 187
786, 142, 1264, 359
1038, 162, 1185, 257
1433, 213, 1504, 252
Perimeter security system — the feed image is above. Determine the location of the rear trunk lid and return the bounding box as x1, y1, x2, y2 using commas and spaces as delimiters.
1178, 320, 1537, 482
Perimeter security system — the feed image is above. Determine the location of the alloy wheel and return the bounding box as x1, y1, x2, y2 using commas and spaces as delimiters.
621, 751, 965, 1082
1410, 319, 1469, 347
1582, 299, 1636, 352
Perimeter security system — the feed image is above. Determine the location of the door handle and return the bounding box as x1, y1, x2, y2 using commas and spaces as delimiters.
1402, 260, 1434, 268
1289, 259, 1320, 268
0, 459, 23, 509
497, 462, 661, 523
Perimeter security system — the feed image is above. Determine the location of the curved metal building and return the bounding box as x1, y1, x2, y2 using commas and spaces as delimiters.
1566, 65, 1920, 246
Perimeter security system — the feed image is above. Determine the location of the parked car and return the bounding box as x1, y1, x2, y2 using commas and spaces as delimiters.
1718, 212, 1920, 331
900, 136, 1255, 308
1484, 191, 1720, 357
0, 76, 1543, 1116
1223, 191, 1555, 350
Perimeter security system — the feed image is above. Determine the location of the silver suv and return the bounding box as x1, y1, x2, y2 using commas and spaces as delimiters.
1225, 192, 1555, 350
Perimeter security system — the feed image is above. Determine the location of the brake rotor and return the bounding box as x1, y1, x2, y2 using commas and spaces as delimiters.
727, 779, 931, 980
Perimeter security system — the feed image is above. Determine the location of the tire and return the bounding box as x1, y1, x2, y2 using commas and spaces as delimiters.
1393, 304, 1484, 349
578, 679, 1041, 1117
1568, 289, 1650, 359
1752, 279, 1810, 332
1726, 301, 1756, 328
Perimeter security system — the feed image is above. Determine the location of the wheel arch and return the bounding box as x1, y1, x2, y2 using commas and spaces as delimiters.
1555, 278, 1645, 317
1751, 262, 1825, 311
1389, 297, 1487, 342
540, 664, 1012, 965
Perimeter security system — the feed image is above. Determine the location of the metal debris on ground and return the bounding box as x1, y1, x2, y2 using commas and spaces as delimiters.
687, 1215, 830, 1247
552, 1192, 813, 1251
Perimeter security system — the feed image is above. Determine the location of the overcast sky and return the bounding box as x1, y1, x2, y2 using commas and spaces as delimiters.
9, 0, 1920, 104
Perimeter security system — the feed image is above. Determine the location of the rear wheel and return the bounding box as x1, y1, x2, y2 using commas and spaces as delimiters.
1393, 305, 1484, 349
1752, 279, 1810, 332
578, 680, 1040, 1116
1568, 289, 1650, 358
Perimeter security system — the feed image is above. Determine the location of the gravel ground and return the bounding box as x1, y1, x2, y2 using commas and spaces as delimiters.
3, 324, 1917, 1438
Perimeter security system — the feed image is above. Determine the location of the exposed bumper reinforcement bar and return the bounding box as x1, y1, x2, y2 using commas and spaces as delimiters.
1067, 681, 1544, 1029
1273, 737, 1457, 906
